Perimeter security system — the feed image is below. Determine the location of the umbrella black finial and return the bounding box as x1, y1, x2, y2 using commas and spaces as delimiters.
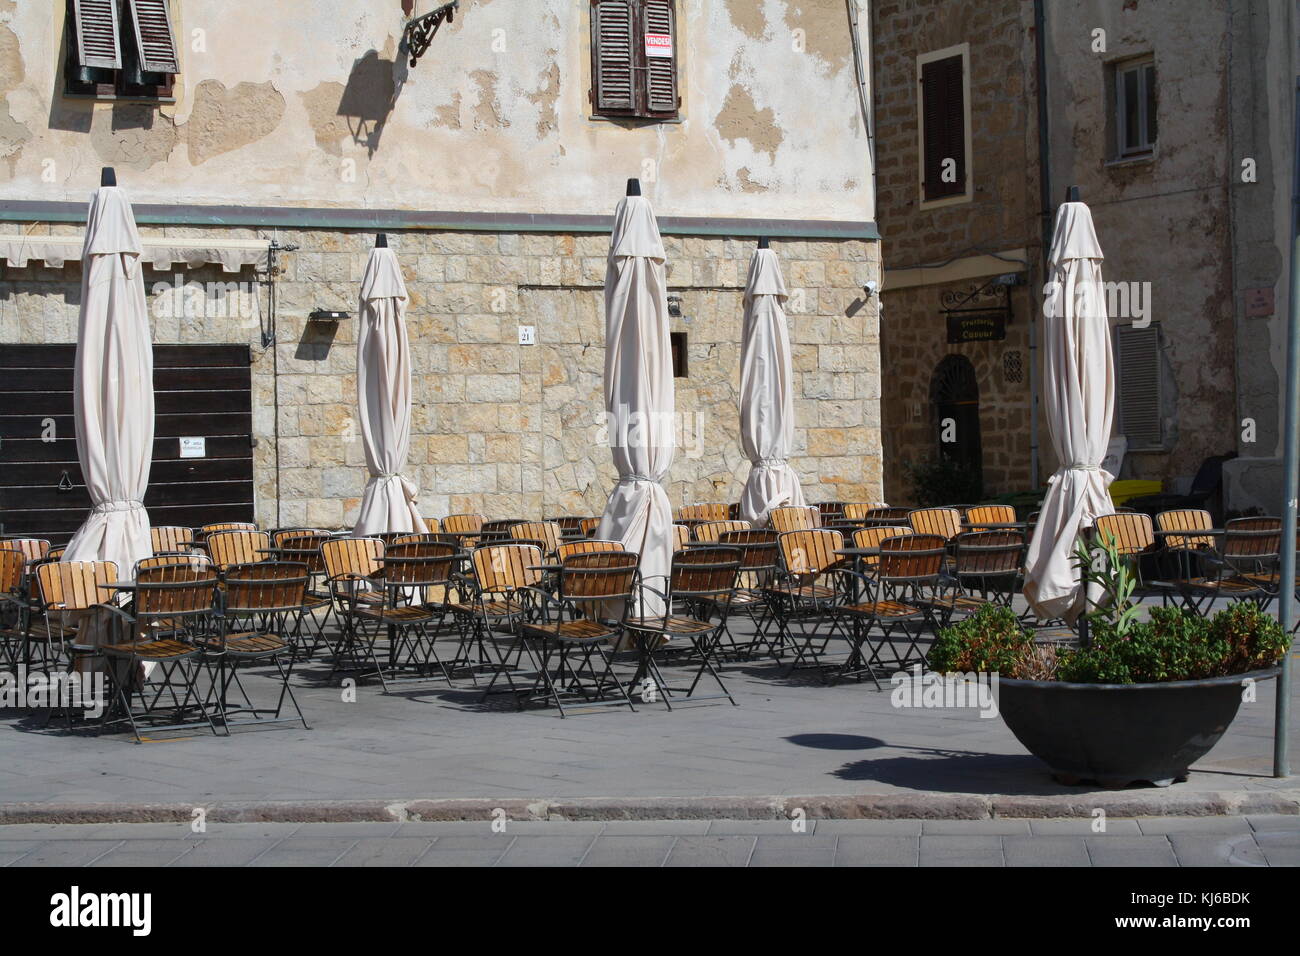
375, 233, 388, 248
1066, 185, 1080, 202
100, 167, 116, 187
626, 178, 641, 197
758, 236, 770, 249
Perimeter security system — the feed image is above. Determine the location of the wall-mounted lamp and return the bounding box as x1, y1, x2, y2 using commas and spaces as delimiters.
309, 310, 351, 322
863, 280, 880, 297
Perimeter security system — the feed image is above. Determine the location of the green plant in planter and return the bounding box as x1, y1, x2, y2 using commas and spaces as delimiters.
1072, 531, 1141, 636
1055, 603, 1288, 684
927, 605, 1052, 678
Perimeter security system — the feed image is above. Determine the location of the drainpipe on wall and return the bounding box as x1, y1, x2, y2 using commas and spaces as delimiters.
1031, 0, 1051, 490
846, 0, 876, 200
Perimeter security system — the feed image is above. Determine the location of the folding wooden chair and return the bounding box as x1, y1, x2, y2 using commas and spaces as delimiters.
204, 562, 310, 729
467, 543, 545, 698
347, 542, 465, 690
931, 531, 1024, 624
1193, 517, 1282, 610
579, 517, 603, 537
814, 501, 847, 523
0, 548, 27, 670
99, 565, 220, 742
321, 537, 387, 683
479, 519, 521, 545
1092, 512, 1160, 601
625, 546, 742, 707
770, 506, 821, 533
557, 539, 625, 561
27, 560, 116, 676
519, 551, 640, 716
711, 529, 780, 659
672, 524, 691, 552
842, 503, 888, 522
676, 502, 730, 525
421, 517, 443, 534
833, 534, 947, 686
764, 529, 847, 670
150, 526, 195, 555
692, 520, 750, 544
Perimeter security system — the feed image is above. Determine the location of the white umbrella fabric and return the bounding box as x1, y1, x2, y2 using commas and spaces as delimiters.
352, 244, 426, 537
595, 194, 675, 615
1022, 200, 1117, 623
738, 247, 804, 526
63, 184, 154, 579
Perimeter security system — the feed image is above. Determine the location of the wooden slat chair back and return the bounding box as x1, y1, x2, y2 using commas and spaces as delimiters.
964, 505, 1017, 530
851, 526, 913, 572
860, 506, 910, 526
952, 531, 1024, 577
770, 506, 821, 533
222, 562, 310, 616
205, 530, 271, 572
275, 533, 330, 575
270, 528, 324, 548
677, 502, 729, 524
1222, 517, 1282, 572
199, 522, 257, 539
421, 516, 443, 533
907, 508, 961, 541
557, 539, 625, 562
672, 524, 691, 552
1093, 512, 1155, 555
878, 534, 947, 583
1, 538, 50, 563
46, 547, 65, 561
558, 551, 640, 607
383, 542, 458, 589
0, 548, 25, 596
718, 529, 779, 589
135, 553, 214, 574
511, 521, 562, 556
132, 565, 218, 625
579, 517, 603, 537
321, 537, 385, 582
471, 543, 543, 596
669, 546, 741, 602
814, 501, 847, 522
478, 519, 521, 544
442, 513, 485, 538
150, 526, 194, 554
1156, 509, 1215, 550
692, 520, 750, 544
842, 502, 886, 521
548, 516, 588, 534
36, 560, 118, 613
778, 529, 845, 583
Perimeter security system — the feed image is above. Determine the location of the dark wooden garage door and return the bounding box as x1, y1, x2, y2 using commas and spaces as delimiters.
0, 344, 255, 545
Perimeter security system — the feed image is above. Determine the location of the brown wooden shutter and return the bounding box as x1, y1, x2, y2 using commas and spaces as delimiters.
128, 0, 179, 74
921, 54, 966, 201
641, 0, 678, 116
1116, 324, 1163, 449
592, 1, 636, 114
71, 0, 122, 70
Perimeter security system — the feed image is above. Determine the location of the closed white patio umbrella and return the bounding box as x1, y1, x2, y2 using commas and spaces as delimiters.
739, 241, 804, 526
1023, 192, 1116, 623
352, 236, 426, 537
595, 181, 675, 615
63, 169, 154, 581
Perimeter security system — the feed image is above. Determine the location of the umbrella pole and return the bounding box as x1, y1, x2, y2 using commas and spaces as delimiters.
1274, 105, 1300, 776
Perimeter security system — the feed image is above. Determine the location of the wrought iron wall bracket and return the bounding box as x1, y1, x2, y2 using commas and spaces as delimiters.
403, 1, 459, 68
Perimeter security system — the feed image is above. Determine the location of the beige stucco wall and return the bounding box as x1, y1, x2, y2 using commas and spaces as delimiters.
0, 0, 874, 222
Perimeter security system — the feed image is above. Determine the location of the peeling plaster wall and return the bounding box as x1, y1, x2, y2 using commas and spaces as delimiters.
0, 0, 874, 222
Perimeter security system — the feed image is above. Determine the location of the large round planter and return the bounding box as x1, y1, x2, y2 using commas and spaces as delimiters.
996, 668, 1279, 788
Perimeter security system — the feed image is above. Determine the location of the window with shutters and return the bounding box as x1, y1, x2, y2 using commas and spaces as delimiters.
64, 0, 179, 101
917, 44, 971, 206
590, 0, 680, 121
1111, 56, 1157, 159
1115, 323, 1164, 450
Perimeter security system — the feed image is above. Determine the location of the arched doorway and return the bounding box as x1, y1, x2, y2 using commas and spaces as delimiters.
929, 355, 983, 494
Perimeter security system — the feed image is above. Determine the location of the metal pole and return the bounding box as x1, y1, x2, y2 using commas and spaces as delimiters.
1274, 80, 1300, 778
1030, 0, 1051, 490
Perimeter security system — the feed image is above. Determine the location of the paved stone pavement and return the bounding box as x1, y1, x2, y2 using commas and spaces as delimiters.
1, 603, 1297, 813
2, 816, 1297, 866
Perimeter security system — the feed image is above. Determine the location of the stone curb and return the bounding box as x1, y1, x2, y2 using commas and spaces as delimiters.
2, 790, 1298, 825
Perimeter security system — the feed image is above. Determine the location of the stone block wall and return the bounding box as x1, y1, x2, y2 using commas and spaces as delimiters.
0, 223, 884, 527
